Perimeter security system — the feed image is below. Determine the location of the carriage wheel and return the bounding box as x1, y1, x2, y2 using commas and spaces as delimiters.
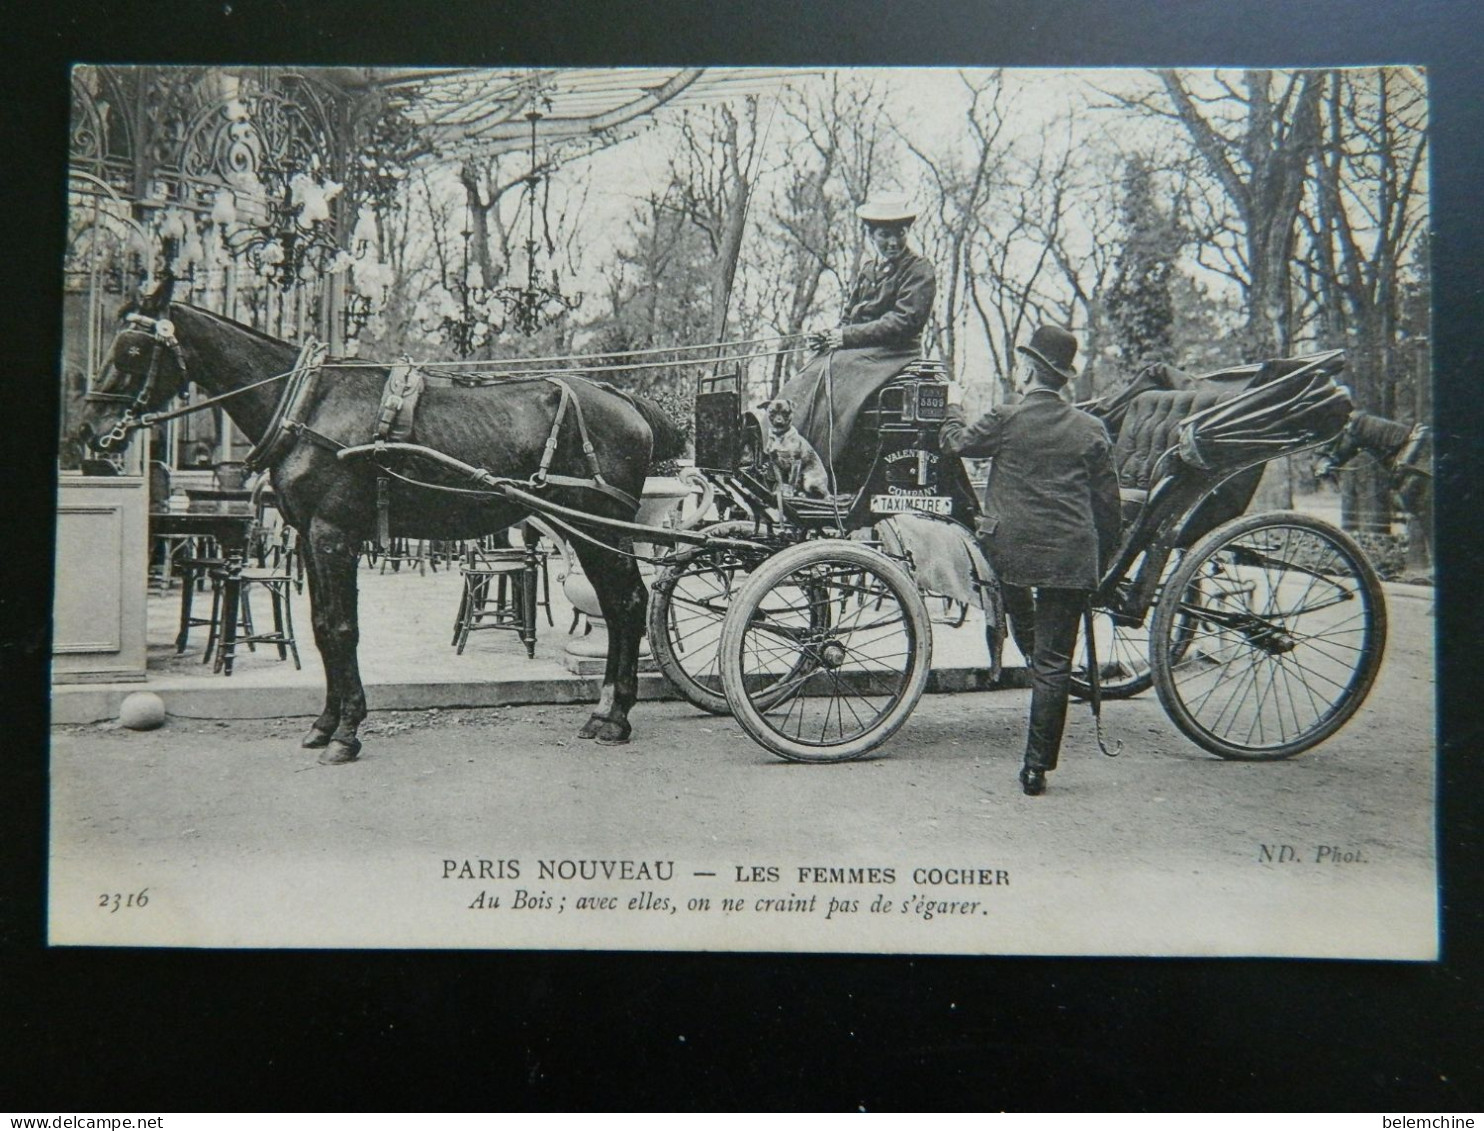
648, 521, 779, 716
1068, 555, 1196, 701
718, 540, 932, 763
1068, 610, 1156, 700
1150, 511, 1387, 760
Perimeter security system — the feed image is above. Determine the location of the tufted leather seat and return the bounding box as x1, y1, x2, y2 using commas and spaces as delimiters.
1114, 388, 1230, 490
1110, 388, 1233, 525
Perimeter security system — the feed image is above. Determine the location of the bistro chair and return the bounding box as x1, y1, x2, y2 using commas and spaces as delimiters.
450, 525, 549, 658
205, 533, 301, 675
173, 540, 230, 654
379, 536, 428, 575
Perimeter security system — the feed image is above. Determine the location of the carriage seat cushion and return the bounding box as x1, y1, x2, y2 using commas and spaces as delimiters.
1113, 387, 1230, 490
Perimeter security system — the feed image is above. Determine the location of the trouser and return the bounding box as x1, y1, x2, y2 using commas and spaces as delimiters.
1003, 585, 1087, 772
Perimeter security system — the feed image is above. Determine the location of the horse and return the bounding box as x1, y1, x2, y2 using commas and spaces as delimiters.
74, 280, 686, 764
1315, 408, 1433, 567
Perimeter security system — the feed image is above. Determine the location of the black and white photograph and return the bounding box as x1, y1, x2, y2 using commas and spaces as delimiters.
44, 61, 1439, 959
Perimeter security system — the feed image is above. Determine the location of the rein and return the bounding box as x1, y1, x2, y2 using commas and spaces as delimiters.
87, 310, 777, 520
335, 440, 765, 559
142, 367, 304, 428
94, 314, 803, 450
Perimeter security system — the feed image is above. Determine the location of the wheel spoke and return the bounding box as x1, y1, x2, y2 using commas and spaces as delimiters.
1152, 516, 1385, 759
721, 542, 930, 761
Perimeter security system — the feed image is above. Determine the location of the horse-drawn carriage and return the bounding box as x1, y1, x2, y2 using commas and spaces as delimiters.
76, 286, 1387, 768
645, 348, 1386, 764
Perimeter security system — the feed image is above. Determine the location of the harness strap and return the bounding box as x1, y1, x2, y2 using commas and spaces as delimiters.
376, 476, 392, 551
536, 380, 574, 482
283, 421, 347, 454
374, 358, 425, 446
533, 472, 639, 511
1395, 423, 1432, 477
335, 440, 643, 512
545, 377, 613, 490
245, 340, 328, 473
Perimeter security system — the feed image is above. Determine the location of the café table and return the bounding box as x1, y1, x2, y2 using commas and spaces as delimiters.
148, 512, 257, 670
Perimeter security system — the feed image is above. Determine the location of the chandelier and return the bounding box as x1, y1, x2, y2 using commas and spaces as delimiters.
217, 156, 348, 290
490, 110, 583, 336
345, 207, 392, 339
438, 212, 497, 359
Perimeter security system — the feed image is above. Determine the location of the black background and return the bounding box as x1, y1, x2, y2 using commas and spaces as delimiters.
2, 0, 1480, 1112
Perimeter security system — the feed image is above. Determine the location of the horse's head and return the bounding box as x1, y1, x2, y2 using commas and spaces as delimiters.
1313, 414, 1361, 486
74, 277, 189, 454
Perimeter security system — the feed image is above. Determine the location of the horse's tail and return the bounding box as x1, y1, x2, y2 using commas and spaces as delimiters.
628, 393, 689, 463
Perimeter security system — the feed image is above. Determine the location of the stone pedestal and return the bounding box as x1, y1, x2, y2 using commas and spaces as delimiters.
53, 475, 149, 683
560, 475, 697, 675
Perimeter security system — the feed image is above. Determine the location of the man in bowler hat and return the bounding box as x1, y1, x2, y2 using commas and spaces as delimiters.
940, 325, 1121, 795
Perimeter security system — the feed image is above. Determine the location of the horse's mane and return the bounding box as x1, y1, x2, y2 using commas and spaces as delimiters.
169, 302, 302, 352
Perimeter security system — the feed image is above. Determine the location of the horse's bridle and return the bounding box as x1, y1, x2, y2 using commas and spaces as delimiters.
85, 313, 188, 450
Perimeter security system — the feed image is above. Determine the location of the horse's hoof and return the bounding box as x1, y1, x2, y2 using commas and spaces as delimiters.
594, 721, 632, 746
301, 726, 334, 749
317, 738, 362, 765
576, 715, 603, 740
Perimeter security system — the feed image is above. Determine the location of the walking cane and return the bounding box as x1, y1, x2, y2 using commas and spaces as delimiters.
1084, 600, 1122, 758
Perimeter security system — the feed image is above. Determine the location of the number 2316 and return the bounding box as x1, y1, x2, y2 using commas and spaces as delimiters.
98, 889, 149, 912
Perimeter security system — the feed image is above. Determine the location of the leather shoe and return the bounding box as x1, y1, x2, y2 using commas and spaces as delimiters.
1019, 767, 1046, 796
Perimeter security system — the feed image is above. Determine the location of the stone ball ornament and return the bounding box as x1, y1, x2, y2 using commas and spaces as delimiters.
118, 691, 167, 731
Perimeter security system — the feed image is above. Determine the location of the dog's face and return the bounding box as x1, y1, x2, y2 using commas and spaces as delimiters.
767, 399, 794, 433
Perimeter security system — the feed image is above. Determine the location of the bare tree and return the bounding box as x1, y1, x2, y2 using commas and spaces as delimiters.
751, 72, 897, 391
456, 154, 528, 294
1304, 68, 1428, 415
903, 70, 1010, 377
664, 100, 763, 342
1106, 69, 1325, 357
1300, 67, 1429, 546
957, 120, 1116, 403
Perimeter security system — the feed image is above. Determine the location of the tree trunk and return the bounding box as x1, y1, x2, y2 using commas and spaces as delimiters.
710, 170, 749, 343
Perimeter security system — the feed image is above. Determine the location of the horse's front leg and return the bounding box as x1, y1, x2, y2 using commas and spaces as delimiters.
305, 518, 367, 764
574, 539, 646, 746
296, 533, 341, 750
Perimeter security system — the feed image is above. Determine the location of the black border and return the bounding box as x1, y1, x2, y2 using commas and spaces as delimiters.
4, 0, 1481, 1111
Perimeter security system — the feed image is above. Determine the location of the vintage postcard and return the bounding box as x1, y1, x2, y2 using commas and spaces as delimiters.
49, 65, 1435, 956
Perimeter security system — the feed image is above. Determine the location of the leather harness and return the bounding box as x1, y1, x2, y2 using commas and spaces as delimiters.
95, 318, 643, 535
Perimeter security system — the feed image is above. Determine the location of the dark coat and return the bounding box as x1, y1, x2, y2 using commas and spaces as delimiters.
774, 249, 937, 480
940, 389, 1121, 590
777, 344, 921, 477
840, 249, 936, 350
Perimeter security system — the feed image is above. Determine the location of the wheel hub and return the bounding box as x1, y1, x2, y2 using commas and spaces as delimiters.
817, 639, 848, 669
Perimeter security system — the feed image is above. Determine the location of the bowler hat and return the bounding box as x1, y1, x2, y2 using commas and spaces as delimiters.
855, 191, 917, 226
1016, 324, 1079, 384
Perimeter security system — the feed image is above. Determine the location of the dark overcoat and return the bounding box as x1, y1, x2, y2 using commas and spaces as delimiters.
839, 249, 936, 350
940, 389, 1121, 591
776, 250, 936, 477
